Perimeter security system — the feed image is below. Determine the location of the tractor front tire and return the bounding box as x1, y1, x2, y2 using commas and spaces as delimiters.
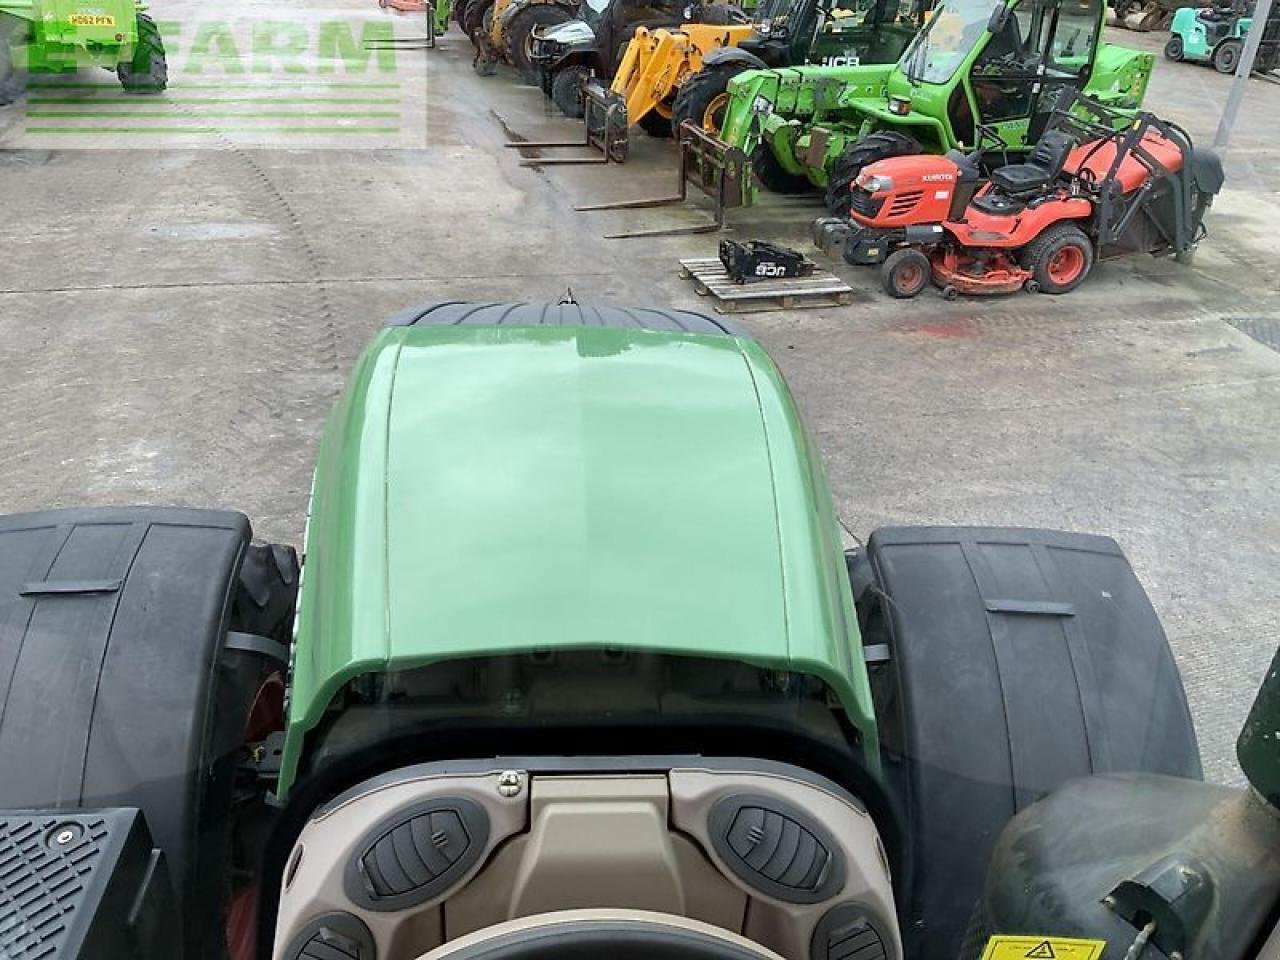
118, 13, 168, 94
825, 130, 921, 216
551, 64, 591, 118
1164, 34, 1184, 60
672, 63, 749, 134
1213, 37, 1243, 73
751, 146, 810, 194
506, 5, 575, 83
1022, 223, 1094, 294
462, 0, 493, 38
881, 248, 931, 298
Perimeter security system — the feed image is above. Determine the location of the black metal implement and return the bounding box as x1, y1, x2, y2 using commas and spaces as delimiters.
574, 121, 751, 238
363, 0, 440, 50
505, 79, 630, 165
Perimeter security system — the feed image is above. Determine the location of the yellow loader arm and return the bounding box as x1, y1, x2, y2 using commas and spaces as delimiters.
611, 23, 753, 127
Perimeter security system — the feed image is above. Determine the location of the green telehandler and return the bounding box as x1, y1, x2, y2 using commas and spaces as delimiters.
0, 0, 167, 104
677, 0, 1153, 215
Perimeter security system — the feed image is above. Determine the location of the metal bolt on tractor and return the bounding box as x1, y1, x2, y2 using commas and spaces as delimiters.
672, 0, 1155, 217
3, 302, 1276, 960
0, 0, 167, 102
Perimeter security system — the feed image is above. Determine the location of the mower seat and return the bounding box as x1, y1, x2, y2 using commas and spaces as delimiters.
988, 130, 1076, 197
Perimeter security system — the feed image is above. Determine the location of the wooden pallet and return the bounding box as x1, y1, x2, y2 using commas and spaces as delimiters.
679, 258, 853, 314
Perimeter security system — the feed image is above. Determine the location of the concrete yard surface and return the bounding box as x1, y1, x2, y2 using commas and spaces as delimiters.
1, 0, 1277, 782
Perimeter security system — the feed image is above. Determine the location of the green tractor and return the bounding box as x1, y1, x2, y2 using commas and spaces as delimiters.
687, 0, 1153, 213
0, 0, 167, 104
0, 301, 1228, 960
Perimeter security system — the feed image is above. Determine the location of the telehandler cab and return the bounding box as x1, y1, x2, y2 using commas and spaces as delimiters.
677, 0, 1154, 214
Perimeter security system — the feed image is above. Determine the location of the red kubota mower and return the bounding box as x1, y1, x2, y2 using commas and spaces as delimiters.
823, 92, 1225, 299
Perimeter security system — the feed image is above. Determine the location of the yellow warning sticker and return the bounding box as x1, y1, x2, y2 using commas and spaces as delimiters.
981, 936, 1107, 960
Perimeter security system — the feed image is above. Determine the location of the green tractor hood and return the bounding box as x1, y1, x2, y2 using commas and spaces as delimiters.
278, 307, 876, 794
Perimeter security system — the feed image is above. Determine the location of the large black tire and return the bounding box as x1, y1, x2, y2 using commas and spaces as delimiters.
1214, 37, 1243, 73
117, 13, 168, 94
551, 64, 591, 118
462, 0, 493, 38
1021, 222, 1094, 294
0, 507, 300, 960
505, 4, 575, 83
672, 63, 750, 134
849, 526, 1200, 960
637, 106, 673, 138
0, 12, 27, 105
824, 130, 921, 216
751, 145, 811, 194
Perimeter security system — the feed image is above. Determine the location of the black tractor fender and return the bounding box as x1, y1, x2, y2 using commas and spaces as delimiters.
699, 46, 768, 70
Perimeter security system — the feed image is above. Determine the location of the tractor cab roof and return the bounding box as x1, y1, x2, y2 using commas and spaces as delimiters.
278, 304, 875, 794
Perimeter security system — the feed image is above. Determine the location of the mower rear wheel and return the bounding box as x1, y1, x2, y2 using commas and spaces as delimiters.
672, 63, 750, 135
881, 248, 931, 299
825, 130, 921, 216
1022, 223, 1093, 294
118, 13, 168, 93
1164, 34, 1184, 60
551, 64, 591, 118
751, 146, 810, 194
1214, 37, 1242, 73
506, 5, 575, 83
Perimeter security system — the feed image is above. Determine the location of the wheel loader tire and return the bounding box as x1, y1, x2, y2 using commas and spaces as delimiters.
551, 64, 591, 118
638, 107, 673, 138
825, 130, 920, 216
117, 13, 168, 94
848, 526, 1201, 960
672, 63, 749, 134
462, 0, 492, 38
506, 5, 575, 83
751, 146, 810, 193
1214, 37, 1243, 73
1164, 34, 1184, 60
0, 507, 300, 960
1021, 222, 1094, 294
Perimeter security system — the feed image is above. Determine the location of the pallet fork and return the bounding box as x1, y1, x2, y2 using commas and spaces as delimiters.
574, 121, 751, 238
505, 79, 630, 165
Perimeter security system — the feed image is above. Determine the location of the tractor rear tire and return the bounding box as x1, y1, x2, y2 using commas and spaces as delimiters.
848, 526, 1201, 960
1164, 34, 1184, 60
1021, 222, 1094, 294
881, 248, 931, 298
672, 62, 750, 134
551, 64, 591, 118
117, 13, 168, 94
751, 146, 810, 194
638, 107, 673, 138
506, 5, 576, 83
824, 130, 921, 217
0, 36, 19, 107
1214, 37, 1243, 73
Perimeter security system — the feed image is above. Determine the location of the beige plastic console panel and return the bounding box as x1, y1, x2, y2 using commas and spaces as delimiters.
273, 764, 899, 960
417, 909, 788, 960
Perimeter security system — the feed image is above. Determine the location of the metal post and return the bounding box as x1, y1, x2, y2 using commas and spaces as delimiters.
1214, 0, 1274, 147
